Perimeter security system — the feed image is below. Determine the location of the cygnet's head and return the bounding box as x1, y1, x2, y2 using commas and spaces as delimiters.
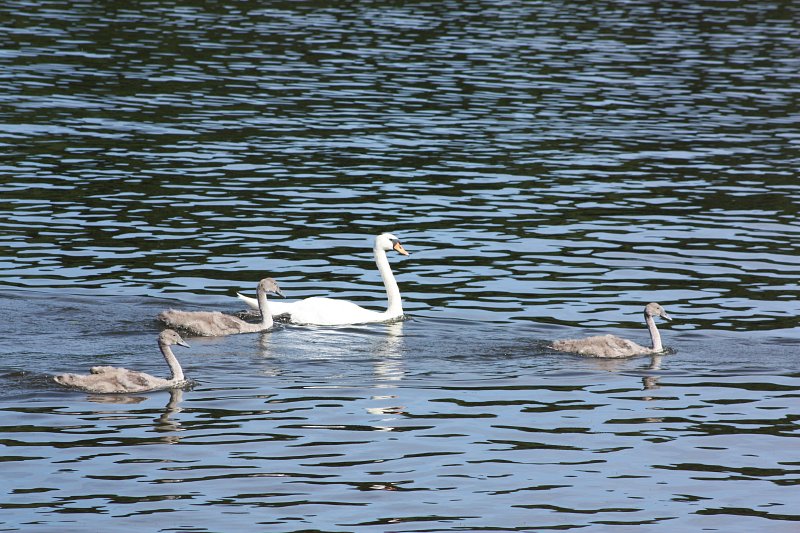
645, 302, 671, 321
159, 329, 190, 348
258, 277, 285, 298
376, 233, 409, 256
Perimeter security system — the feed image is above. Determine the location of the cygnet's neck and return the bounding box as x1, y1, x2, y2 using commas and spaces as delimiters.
375, 244, 403, 317
645, 312, 663, 352
257, 286, 274, 329
160, 342, 185, 382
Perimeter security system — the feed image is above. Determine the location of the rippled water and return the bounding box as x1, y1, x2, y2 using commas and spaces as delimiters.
1, 0, 799, 531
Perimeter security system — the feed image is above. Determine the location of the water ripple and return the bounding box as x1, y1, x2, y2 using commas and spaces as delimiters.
2, 0, 800, 530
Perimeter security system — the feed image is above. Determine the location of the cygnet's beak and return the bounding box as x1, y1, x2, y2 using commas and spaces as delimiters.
393, 241, 409, 256
661, 311, 672, 322
274, 288, 286, 298
178, 339, 190, 348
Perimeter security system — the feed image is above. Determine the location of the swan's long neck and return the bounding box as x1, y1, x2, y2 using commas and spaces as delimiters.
645, 312, 662, 352
375, 244, 402, 317
257, 286, 274, 329
160, 342, 185, 382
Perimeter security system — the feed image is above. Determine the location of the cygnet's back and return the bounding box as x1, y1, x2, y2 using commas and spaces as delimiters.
56, 366, 167, 393
551, 334, 650, 358
158, 309, 256, 336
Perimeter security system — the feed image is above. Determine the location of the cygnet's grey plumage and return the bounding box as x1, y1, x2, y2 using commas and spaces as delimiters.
551, 302, 672, 358
54, 329, 190, 393
158, 278, 283, 337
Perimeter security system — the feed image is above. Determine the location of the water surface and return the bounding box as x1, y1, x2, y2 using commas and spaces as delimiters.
1, 0, 799, 531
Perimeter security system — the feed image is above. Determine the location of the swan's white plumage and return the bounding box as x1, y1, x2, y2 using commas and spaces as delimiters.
280, 296, 391, 326
245, 298, 292, 317
551, 302, 672, 358
237, 233, 408, 326
54, 329, 190, 394
159, 278, 282, 336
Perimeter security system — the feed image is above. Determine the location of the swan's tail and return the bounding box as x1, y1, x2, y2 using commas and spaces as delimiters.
236, 292, 260, 310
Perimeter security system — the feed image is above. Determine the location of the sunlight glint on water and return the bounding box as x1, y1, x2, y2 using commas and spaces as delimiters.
0, 0, 798, 531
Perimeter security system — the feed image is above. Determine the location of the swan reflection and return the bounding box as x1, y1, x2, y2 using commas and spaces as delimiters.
85, 394, 147, 405
82, 388, 186, 443
366, 399, 406, 432
642, 354, 663, 391
373, 321, 405, 383
154, 388, 184, 438
365, 322, 407, 430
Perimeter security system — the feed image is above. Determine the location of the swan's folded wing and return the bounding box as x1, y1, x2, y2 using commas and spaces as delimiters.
286, 297, 384, 325
236, 293, 293, 316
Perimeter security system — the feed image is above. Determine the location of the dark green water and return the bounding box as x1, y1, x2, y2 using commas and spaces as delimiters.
1, 1, 798, 531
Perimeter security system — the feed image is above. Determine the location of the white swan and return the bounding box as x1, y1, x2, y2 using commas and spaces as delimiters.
237, 233, 409, 325
551, 302, 672, 358
54, 329, 190, 394
159, 278, 283, 336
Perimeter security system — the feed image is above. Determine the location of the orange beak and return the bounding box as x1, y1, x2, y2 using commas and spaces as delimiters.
393, 241, 409, 256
